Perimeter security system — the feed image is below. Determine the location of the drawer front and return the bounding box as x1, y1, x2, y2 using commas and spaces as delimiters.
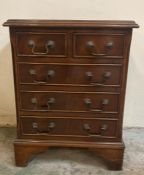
16, 32, 67, 57
73, 33, 125, 58
18, 64, 122, 87
20, 92, 119, 113
20, 117, 117, 140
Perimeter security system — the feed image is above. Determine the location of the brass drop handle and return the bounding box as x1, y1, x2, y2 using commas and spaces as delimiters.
83, 123, 108, 137
29, 69, 55, 84
84, 98, 109, 112
103, 71, 112, 78
47, 70, 55, 78
84, 98, 92, 107
32, 122, 56, 134
31, 97, 55, 110
48, 122, 55, 129
32, 122, 38, 129
29, 69, 36, 75
106, 42, 114, 49
85, 71, 93, 80
28, 40, 55, 55
31, 97, 39, 110
47, 40, 55, 48
85, 71, 111, 86
86, 41, 114, 56
83, 123, 91, 130
47, 97, 55, 104
46, 97, 56, 110
102, 99, 109, 105
31, 97, 38, 107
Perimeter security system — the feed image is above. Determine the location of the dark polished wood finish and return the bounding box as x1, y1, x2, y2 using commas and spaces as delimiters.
3, 19, 139, 170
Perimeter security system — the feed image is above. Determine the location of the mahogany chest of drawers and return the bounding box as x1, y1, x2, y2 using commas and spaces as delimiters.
3, 20, 138, 170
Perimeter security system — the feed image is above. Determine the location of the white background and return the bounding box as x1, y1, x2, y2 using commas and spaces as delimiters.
0, 0, 144, 126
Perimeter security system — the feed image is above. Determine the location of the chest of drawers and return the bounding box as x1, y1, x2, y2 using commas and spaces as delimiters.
3, 19, 138, 170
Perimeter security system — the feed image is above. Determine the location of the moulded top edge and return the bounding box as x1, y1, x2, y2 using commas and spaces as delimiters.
3, 19, 139, 28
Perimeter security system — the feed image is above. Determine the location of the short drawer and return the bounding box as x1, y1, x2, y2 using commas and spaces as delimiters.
20, 91, 119, 113
73, 33, 125, 58
18, 63, 122, 87
20, 117, 118, 140
16, 32, 68, 57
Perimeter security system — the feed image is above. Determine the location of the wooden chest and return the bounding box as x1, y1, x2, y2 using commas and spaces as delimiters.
3, 20, 138, 170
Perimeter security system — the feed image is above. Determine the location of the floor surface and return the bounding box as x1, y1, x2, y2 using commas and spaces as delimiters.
0, 127, 144, 175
